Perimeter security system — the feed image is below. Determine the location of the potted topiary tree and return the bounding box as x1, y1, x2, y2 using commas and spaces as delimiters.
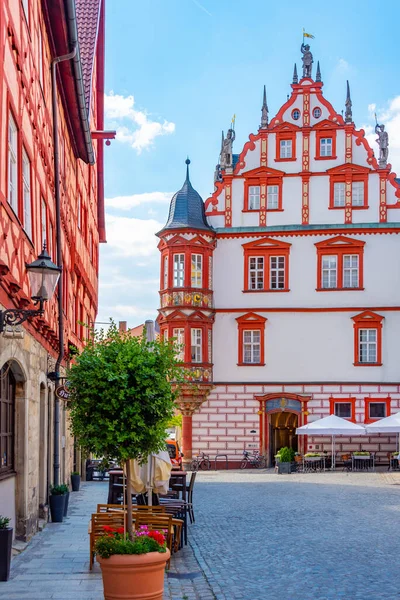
71, 471, 81, 492
277, 447, 294, 474
49, 485, 67, 523
67, 323, 183, 600
0, 516, 12, 581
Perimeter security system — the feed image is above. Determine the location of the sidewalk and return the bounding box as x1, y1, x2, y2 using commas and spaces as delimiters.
0, 482, 215, 600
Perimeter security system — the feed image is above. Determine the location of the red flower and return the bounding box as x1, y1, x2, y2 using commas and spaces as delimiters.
103, 526, 113, 533
148, 530, 166, 546
116, 527, 125, 534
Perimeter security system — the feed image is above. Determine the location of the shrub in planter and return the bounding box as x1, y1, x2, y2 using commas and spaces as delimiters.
0, 516, 12, 582
49, 485, 66, 523
67, 323, 184, 599
277, 447, 294, 474
71, 471, 81, 492
95, 525, 169, 600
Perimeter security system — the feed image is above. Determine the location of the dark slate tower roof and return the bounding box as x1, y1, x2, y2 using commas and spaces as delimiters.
159, 159, 212, 233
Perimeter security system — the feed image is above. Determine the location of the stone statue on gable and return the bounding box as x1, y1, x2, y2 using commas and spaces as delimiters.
301, 43, 313, 78
375, 122, 389, 168
220, 128, 236, 169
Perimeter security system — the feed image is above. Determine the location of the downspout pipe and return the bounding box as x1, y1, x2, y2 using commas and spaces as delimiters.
64, 0, 96, 164
51, 45, 77, 486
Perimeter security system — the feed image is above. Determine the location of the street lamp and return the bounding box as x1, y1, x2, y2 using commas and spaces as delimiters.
0, 245, 60, 333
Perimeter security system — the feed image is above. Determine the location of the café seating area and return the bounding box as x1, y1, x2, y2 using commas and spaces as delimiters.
285, 451, 378, 473
88, 468, 196, 570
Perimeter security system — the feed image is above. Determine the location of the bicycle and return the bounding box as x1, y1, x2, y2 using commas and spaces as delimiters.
240, 450, 267, 469
190, 452, 211, 471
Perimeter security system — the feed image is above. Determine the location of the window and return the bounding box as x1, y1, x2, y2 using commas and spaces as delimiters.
321, 256, 337, 289
249, 186, 260, 210
191, 254, 202, 288
38, 28, 44, 89
191, 329, 202, 363
352, 311, 384, 367
292, 109, 300, 120
173, 254, 185, 288
173, 328, 185, 361
0, 365, 15, 477
280, 139, 292, 159
320, 138, 332, 157
329, 398, 356, 422
249, 257, 264, 290
315, 236, 365, 291
22, 149, 32, 239
41, 198, 47, 248
163, 256, 168, 289
236, 312, 267, 366
343, 255, 359, 288
243, 238, 291, 292
313, 107, 321, 118
333, 182, 345, 207
359, 329, 377, 363
8, 113, 18, 212
243, 330, 261, 364
163, 330, 168, 342
270, 256, 285, 290
267, 185, 279, 210
364, 398, 390, 423
352, 181, 364, 207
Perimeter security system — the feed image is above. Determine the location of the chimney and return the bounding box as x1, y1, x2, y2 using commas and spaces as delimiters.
118, 321, 127, 333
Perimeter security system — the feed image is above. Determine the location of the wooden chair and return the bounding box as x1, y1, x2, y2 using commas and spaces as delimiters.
97, 503, 126, 513
89, 512, 125, 570
170, 471, 196, 523
134, 513, 174, 567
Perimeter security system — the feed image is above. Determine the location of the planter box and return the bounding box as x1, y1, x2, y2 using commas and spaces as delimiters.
49, 495, 65, 523
0, 528, 13, 581
278, 462, 291, 474
71, 474, 80, 492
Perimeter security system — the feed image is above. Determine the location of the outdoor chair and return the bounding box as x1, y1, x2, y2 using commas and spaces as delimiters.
341, 454, 352, 472
169, 471, 197, 523
134, 513, 174, 567
88, 511, 125, 570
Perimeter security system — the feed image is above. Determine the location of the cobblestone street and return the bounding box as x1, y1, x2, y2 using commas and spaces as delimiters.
2, 472, 400, 599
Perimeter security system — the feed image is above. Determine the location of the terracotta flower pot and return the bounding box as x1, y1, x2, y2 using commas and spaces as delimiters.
97, 549, 170, 600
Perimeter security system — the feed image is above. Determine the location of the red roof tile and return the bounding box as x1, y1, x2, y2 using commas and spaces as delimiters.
75, 0, 102, 114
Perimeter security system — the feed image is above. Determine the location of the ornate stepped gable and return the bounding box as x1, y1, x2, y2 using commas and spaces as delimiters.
204, 44, 400, 228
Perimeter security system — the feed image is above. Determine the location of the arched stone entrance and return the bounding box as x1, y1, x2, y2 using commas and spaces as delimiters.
255, 393, 310, 467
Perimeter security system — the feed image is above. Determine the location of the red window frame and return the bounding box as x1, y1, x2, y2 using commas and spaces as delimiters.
243, 238, 291, 292
236, 313, 267, 366
329, 397, 356, 422
160, 312, 212, 366
273, 124, 298, 162
327, 164, 370, 210
315, 236, 365, 291
364, 397, 391, 424
158, 235, 213, 291
244, 179, 283, 212
352, 311, 384, 367
315, 125, 337, 160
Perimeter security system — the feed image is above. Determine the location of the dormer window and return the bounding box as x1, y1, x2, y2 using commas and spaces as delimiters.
173, 254, 184, 287
249, 186, 260, 210
280, 139, 292, 159
320, 138, 332, 157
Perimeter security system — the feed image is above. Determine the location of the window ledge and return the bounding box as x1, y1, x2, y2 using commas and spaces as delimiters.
237, 363, 266, 367
316, 288, 364, 292
274, 157, 296, 162
353, 362, 383, 367
315, 156, 338, 160
0, 470, 16, 482
243, 289, 290, 293
329, 205, 369, 210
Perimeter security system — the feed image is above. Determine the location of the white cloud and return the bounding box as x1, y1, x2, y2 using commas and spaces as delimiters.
105, 191, 172, 211
363, 95, 400, 174
105, 214, 163, 257
104, 92, 175, 153
337, 58, 349, 72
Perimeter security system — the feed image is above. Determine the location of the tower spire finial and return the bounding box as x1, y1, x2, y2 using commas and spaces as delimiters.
292, 63, 298, 84
260, 84, 269, 129
316, 61, 321, 82
345, 80, 353, 123
185, 157, 191, 181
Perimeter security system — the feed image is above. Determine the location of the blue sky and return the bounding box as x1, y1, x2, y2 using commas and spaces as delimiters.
97, 0, 400, 327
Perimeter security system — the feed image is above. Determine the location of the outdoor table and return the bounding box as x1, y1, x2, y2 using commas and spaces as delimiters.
303, 456, 325, 472
352, 454, 375, 472
169, 471, 187, 503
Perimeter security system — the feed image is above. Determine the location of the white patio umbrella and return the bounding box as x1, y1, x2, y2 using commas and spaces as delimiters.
296, 414, 366, 469
365, 411, 400, 451
126, 451, 172, 506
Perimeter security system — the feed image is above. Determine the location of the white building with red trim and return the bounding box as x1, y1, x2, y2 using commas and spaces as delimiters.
157, 48, 400, 467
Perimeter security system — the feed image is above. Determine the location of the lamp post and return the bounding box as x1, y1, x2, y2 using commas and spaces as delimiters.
0, 245, 60, 333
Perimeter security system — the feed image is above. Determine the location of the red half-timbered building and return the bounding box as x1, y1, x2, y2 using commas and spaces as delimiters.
0, 0, 110, 540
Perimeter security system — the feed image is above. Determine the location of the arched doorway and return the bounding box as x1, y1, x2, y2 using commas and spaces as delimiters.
255, 393, 310, 467
269, 412, 298, 465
